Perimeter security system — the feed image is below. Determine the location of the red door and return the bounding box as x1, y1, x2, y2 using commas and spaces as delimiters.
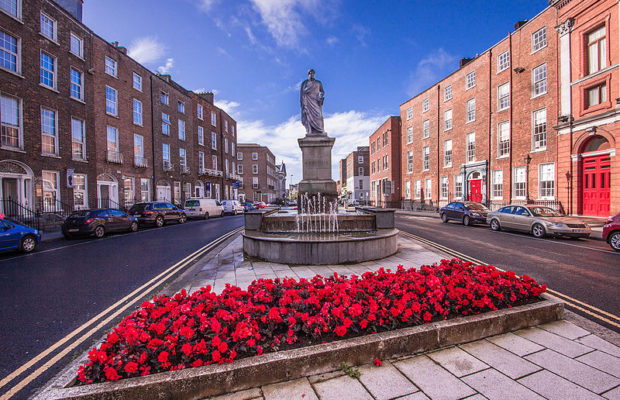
469, 179, 482, 202
582, 155, 611, 216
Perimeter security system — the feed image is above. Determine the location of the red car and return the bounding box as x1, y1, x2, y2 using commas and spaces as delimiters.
602, 213, 620, 252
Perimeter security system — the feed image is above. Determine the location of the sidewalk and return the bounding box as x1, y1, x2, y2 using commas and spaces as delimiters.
163, 233, 620, 400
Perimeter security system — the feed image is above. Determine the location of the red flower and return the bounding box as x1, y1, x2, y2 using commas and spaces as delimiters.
124, 362, 138, 374
334, 326, 347, 337
212, 350, 221, 362
373, 358, 382, 367
181, 343, 193, 356
158, 351, 169, 363
218, 341, 228, 353
104, 366, 120, 381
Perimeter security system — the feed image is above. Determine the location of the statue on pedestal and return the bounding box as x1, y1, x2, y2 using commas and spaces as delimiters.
300, 69, 325, 136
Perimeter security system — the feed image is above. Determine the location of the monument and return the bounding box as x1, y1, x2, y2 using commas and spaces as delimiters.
297, 69, 338, 207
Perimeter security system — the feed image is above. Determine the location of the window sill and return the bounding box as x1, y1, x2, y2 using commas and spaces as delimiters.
513, 197, 526, 201
466, 120, 475, 124
39, 33, 59, 46
105, 73, 119, 79
444, 128, 452, 132
106, 113, 119, 119
0, 9, 23, 23
496, 155, 509, 159
39, 83, 59, 93
497, 107, 509, 113
72, 157, 89, 163
41, 153, 61, 158
133, 122, 143, 127
71, 97, 86, 105
531, 92, 547, 100
0, 67, 25, 79
69, 52, 85, 62
1, 146, 25, 153
531, 44, 547, 55
530, 148, 547, 153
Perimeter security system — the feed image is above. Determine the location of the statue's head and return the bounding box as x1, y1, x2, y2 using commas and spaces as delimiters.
307, 69, 315, 79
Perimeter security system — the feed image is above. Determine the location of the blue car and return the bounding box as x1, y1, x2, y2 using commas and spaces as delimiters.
0, 218, 41, 253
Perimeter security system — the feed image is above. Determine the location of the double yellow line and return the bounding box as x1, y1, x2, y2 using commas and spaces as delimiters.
0, 227, 243, 400
400, 230, 620, 330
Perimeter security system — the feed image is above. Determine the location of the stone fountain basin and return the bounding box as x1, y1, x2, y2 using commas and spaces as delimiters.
261, 210, 375, 233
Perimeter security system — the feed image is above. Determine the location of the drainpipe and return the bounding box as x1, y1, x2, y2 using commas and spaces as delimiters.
488, 49, 493, 206
508, 32, 514, 203
436, 85, 441, 205
149, 75, 156, 201
219, 109, 225, 201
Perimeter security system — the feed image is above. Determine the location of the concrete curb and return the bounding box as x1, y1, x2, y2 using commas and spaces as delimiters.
34, 297, 563, 400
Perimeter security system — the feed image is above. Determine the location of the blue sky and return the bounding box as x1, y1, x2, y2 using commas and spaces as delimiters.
84, 0, 549, 182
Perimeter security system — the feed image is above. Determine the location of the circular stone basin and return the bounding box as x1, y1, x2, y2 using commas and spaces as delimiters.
242, 228, 398, 265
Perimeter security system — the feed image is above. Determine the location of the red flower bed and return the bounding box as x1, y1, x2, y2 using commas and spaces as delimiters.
77, 259, 546, 384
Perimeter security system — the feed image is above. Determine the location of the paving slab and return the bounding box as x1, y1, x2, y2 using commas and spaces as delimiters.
210, 387, 264, 400
427, 346, 488, 377
262, 377, 318, 400
460, 340, 541, 379
525, 349, 620, 394
538, 320, 591, 340
603, 385, 620, 400
394, 393, 431, 400
461, 395, 487, 400
518, 370, 602, 400
486, 332, 544, 357
462, 369, 544, 400
307, 370, 345, 384
577, 350, 620, 378
312, 375, 373, 400
577, 335, 620, 358
515, 327, 593, 358
394, 355, 476, 400
357, 361, 419, 400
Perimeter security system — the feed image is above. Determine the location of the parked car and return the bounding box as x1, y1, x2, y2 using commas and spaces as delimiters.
221, 200, 244, 215
243, 202, 256, 212
440, 202, 489, 226
602, 213, 620, 252
62, 209, 138, 239
0, 217, 40, 253
253, 202, 268, 209
183, 198, 223, 219
487, 205, 591, 239
128, 202, 187, 227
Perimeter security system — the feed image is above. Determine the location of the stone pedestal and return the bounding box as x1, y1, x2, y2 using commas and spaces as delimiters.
297, 135, 338, 206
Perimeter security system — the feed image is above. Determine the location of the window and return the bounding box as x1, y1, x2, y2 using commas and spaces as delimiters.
174, 182, 181, 203
106, 86, 117, 115
179, 148, 186, 167
358, 155, 364, 163
358, 179, 363, 190
71, 118, 85, 160
40, 13, 56, 41
488, 170, 502, 200
586, 83, 607, 108
252, 152, 258, 160
252, 164, 258, 174
444, 110, 452, 131
211, 132, 217, 150
382, 155, 388, 170
253, 177, 259, 189
532, 26, 547, 53
70, 68, 83, 100
466, 133, 476, 162
237, 152, 243, 161
231, 125, 235, 136
532, 64, 547, 97
70, 33, 83, 58
211, 111, 217, 126
178, 101, 185, 114
440, 177, 448, 199
198, 151, 204, 171
212, 155, 218, 170
444, 85, 452, 101
42, 171, 59, 207
498, 121, 510, 157
231, 142, 235, 157
406, 151, 413, 173
532, 109, 546, 150
133, 73, 142, 91
406, 107, 413, 120
0, 0, 20, 18
198, 126, 204, 145
107, 126, 119, 153
382, 133, 388, 146
237, 164, 243, 174
587, 26, 607, 75
133, 99, 143, 125
224, 138, 228, 153
422, 98, 429, 112
161, 91, 169, 105
498, 83, 509, 111
178, 120, 185, 140
414, 180, 421, 199
423, 146, 429, 171
41, 108, 57, 155
197, 104, 203, 120
134, 134, 144, 158
454, 175, 463, 199
406, 126, 413, 144
162, 113, 170, 135
424, 179, 432, 200
162, 143, 170, 162
40, 51, 56, 88
105, 56, 117, 77
444, 140, 452, 167
539, 163, 555, 199
405, 181, 411, 199
224, 120, 228, 132
358, 166, 364, 176
1, 30, 20, 73
371, 161, 375, 174
141, 179, 150, 202
466, 98, 475, 122
513, 167, 526, 199
466, 71, 476, 89
423, 120, 430, 138
123, 177, 135, 207
0, 94, 21, 149
498, 51, 509, 73
73, 174, 87, 209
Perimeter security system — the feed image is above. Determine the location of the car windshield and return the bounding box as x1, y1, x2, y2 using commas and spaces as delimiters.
129, 204, 148, 213
466, 203, 488, 211
185, 200, 199, 207
69, 210, 90, 217
529, 207, 561, 217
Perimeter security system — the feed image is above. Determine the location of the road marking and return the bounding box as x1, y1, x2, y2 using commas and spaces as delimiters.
399, 230, 620, 329
0, 227, 242, 400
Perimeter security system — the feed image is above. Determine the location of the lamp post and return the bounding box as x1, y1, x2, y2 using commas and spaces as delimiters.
524, 154, 532, 203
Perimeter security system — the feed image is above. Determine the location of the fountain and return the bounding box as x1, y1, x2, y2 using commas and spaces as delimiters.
242, 70, 398, 265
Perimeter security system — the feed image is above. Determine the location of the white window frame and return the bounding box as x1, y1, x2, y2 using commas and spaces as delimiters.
466, 98, 476, 123
161, 91, 169, 105
179, 148, 187, 168
252, 152, 258, 160
40, 12, 56, 41
70, 67, 84, 101
162, 112, 170, 135
42, 170, 60, 207
105, 56, 117, 77
491, 170, 503, 200
0, 94, 23, 149
73, 173, 88, 210
134, 134, 144, 159
224, 138, 228, 153
106, 86, 118, 116
414, 180, 421, 199
532, 63, 547, 97
211, 132, 217, 150
532, 108, 547, 151
454, 175, 463, 200
133, 99, 143, 126
237, 152, 243, 161
498, 83, 510, 111
178, 101, 185, 114
532, 26, 547, 53
538, 163, 555, 200
587, 26, 607, 75
0, 29, 21, 74
440, 176, 448, 200
198, 151, 205, 170
444, 139, 452, 168
252, 177, 259, 189
466, 71, 476, 90
212, 155, 218, 170
444, 85, 452, 101
211, 111, 217, 126
70, 33, 83, 58
405, 181, 411, 200
252, 164, 258, 174
497, 51, 509, 73
197, 104, 203, 120
422, 98, 429, 112
178, 119, 185, 141
140, 178, 151, 202
407, 150, 413, 173
133, 72, 142, 91
406, 126, 413, 144
237, 164, 243, 174
423, 119, 430, 138
513, 167, 526, 199
406, 107, 413, 120
444, 110, 452, 131
40, 51, 56, 89
498, 121, 510, 158
40, 107, 58, 155
162, 143, 170, 162
424, 178, 432, 201
71, 118, 86, 160
0, 0, 21, 19
198, 126, 204, 145
466, 132, 476, 163
107, 125, 119, 153
422, 146, 429, 171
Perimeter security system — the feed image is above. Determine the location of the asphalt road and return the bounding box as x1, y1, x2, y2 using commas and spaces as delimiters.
0, 215, 244, 399
395, 213, 620, 332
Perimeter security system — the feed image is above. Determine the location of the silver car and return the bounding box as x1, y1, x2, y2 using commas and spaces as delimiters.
487, 205, 591, 239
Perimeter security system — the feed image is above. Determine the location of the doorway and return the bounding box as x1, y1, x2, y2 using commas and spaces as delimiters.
582, 154, 611, 216
468, 171, 483, 203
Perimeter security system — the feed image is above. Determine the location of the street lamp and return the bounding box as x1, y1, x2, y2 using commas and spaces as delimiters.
524, 154, 532, 203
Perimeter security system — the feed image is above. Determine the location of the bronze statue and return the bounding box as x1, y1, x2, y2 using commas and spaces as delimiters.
300, 69, 325, 136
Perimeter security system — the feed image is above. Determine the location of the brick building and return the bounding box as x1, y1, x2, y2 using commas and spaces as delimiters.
340, 146, 369, 203
275, 162, 287, 201
369, 116, 401, 206
236, 143, 276, 203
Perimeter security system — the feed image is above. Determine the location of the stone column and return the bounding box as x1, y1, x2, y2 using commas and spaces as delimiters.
297, 135, 338, 206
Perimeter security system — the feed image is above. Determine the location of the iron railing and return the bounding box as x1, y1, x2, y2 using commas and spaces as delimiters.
134, 156, 148, 168
106, 151, 123, 164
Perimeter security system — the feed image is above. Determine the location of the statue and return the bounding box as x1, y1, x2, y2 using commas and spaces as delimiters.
300, 69, 325, 136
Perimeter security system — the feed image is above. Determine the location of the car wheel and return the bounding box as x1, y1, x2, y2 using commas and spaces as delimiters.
203, 212, 209, 220
94, 225, 105, 238
220, 211, 223, 217
155, 215, 165, 228
532, 223, 546, 238
609, 232, 620, 252
62, 232, 72, 240
463, 215, 471, 226
129, 222, 138, 232
179, 214, 187, 224
490, 219, 501, 231
20, 235, 37, 253
441, 213, 448, 223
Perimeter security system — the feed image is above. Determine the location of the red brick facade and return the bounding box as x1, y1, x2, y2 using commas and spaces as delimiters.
236, 143, 276, 203
369, 116, 401, 205
340, 146, 369, 203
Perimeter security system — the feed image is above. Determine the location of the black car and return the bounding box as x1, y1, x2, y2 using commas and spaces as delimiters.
62, 209, 138, 239
440, 202, 489, 226
128, 202, 187, 227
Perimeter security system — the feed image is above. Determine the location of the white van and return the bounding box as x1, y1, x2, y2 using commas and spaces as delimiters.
184, 198, 224, 219
221, 200, 244, 215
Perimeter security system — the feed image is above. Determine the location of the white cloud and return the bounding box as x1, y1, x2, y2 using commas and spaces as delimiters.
326, 36, 338, 46
214, 100, 241, 118
157, 58, 174, 74
406, 48, 457, 96
352, 25, 369, 47
196, 0, 220, 12
128, 37, 166, 65
250, 0, 307, 48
